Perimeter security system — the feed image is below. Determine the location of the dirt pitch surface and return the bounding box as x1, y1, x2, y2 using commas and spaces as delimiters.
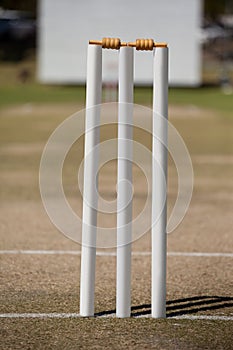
0, 102, 233, 349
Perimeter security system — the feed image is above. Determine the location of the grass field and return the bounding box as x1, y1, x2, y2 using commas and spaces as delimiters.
0, 60, 233, 349
1, 60, 233, 113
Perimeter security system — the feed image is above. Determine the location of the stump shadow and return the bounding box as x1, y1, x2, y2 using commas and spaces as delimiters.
95, 295, 233, 317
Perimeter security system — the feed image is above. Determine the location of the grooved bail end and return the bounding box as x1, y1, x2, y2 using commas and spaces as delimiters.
128, 39, 167, 50
89, 38, 127, 50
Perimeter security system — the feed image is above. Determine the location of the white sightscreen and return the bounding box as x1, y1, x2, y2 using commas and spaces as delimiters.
38, 0, 202, 86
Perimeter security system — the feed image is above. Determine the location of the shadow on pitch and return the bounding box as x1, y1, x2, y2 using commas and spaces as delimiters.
95, 296, 233, 317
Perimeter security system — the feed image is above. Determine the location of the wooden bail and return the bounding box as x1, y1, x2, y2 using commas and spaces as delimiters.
89, 38, 127, 50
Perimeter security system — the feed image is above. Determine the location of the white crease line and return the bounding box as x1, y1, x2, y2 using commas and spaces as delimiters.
0, 313, 81, 319
170, 315, 233, 321
168, 252, 233, 258
0, 250, 82, 255
136, 315, 233, 321
0, 313, 232, 321
0, 250, 232, 258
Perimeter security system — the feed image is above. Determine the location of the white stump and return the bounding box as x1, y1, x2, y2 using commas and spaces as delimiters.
116, 46, 134, 318
151, 47, 168, 318
80, 44, 102, 317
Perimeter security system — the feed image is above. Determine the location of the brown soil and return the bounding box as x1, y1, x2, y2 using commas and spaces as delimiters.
0, 103, 232, 349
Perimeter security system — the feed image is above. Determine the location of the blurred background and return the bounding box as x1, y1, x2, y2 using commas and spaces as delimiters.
1, 3, 233, 339
0, 0, 233, 96
0, 0, 232, 230
0, 0, 232, 229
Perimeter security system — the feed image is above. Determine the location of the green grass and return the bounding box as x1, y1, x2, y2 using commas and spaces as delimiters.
0, 84, 232, 114
0, 84, 85, 107
169, 88, 233, 114
0, 84, 233, 116
0, 61, 233, 114
135, 86, 233, 114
